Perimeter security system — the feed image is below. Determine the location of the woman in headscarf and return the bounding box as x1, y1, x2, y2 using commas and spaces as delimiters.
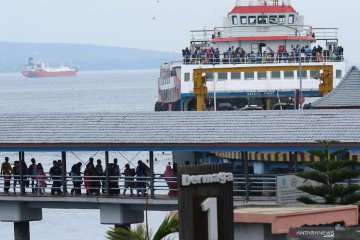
163, 165, 177, 197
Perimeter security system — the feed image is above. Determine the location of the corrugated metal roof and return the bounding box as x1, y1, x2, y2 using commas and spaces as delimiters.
313, 66, 360, 108
0, 110, 359, 151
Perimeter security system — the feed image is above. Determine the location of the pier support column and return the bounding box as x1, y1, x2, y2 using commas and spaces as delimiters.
0, 202, 42, 222
100, 204, 144, 225
14, 221, 30, 240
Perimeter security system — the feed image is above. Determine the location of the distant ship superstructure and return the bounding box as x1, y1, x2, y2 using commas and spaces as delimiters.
21, 57, 78, 78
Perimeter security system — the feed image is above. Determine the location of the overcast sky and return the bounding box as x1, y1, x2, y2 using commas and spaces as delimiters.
2, 0, 359, 64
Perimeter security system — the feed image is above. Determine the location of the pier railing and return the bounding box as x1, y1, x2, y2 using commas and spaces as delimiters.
0, 173, 277, 199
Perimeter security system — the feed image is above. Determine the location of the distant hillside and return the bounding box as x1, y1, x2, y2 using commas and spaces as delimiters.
0, 42, 181, 72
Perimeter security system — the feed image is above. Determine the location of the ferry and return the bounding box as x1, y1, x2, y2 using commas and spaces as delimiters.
21, 57, 78, 78
155, 0, 345, 111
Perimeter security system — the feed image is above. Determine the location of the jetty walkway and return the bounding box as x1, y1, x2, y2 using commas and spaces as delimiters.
0, 110, 359, 239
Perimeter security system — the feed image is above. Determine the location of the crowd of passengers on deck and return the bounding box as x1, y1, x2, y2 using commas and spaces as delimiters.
182, 45, 344, 65
0, 156, 178, 197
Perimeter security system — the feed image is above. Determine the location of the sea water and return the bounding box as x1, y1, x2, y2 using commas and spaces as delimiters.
0, 70, 174, 240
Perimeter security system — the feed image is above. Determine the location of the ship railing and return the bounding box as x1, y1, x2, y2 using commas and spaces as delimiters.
0, 173, 277, 200
182, 52, 344, 65
236, 0, 291, 6
215, 25, 313, 39
190, 29, 214, 45
312, 28, 339, 41
190, 25, 314, 43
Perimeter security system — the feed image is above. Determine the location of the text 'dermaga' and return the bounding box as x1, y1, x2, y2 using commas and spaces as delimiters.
181, 172, 233, 186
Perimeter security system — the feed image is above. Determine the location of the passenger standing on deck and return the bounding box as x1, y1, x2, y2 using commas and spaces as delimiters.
1, 157, 12, 194
36, 163, 46, 195
123, 164, 135, 196
12, 161, 20, 194
28, 158, 38, 193
163, 165, 177, 197
49, 160, 62, 195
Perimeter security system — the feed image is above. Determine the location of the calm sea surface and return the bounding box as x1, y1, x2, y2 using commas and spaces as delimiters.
0, 70, 173, 240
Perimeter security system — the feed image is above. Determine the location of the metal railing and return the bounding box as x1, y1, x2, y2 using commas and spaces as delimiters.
190, 26, 338, 45
0, 173, 277, 199
182, 53, 344, 66
236, 0, 291, 6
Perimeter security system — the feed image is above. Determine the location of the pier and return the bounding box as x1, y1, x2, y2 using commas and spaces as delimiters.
0, 111, 359, 239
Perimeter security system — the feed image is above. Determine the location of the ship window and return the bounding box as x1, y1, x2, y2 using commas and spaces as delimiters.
271, 71, 281, 78
288, 14, 295, 24
206, 72, 214, 80
257, 72, 267, 80
310, 70, 320, 78
279, 15, 286, 24
258, 16, 268, 24
297, 70, 307, 78
218, 72, 228, 80
269, 15, 277, 24
284, 71, 294, 78
231, 72, 241, 79
232, 16, 238, 25
240, 16, 247, 25
336, 70, 342, 78
244, 72, 254, 80
184, 72, 190, 81
171, 70, 176, 77
249, 16, 256, 25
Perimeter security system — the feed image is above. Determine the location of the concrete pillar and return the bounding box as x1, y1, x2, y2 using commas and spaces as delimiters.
149, 151, 154, 198
61, 151, 67, 195
105, 151, 110, 196
14, 221, 30, 240
19, 152, 25, 195
0, 202, 42, 222
100, 204, 144, 225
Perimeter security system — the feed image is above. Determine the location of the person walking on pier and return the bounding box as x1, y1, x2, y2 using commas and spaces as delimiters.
95, 159, 105, 194
36, 163, 46, 195
70, 162, 82, 195
20, 159, 29, 191
1, 157, 12, 194
84, 159, 100, 196
49, 160, 62, 195
28, 158, 38, 193
12, 161, 20, 194
163, 165, 177, 197
135, 160, 146, 196
123, 164, 135, 196
106, 158, 120, 195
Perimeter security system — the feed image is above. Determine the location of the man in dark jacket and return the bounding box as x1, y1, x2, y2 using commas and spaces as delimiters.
28, 158, 37, 193
49, 160, 62, 195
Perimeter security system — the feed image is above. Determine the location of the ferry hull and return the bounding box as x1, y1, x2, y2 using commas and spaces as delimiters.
21, 70, 77, 78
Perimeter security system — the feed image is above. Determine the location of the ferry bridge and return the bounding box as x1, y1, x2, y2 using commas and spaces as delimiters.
0, 110, 360, 240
